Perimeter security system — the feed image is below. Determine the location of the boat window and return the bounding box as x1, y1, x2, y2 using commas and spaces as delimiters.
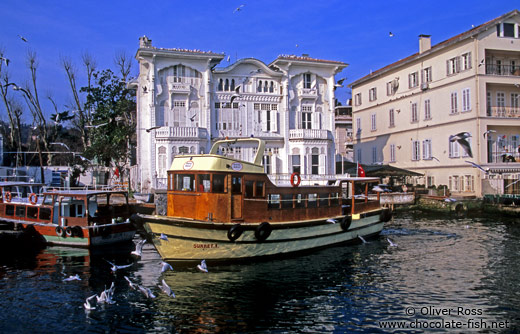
16, 206, 26, 218
174, 174, 195, 192
232, 176, 242, 194
43, 195, 54, 205
281, 194, 293, 209
212, 174, 226, 193
27, 206, 38, 219
330, 192, 339, 206
295, 193, 305, 208
255, 181, 264, 198
308, 193, 318, 208
245, 180, 254, 198
268, 194, 280, 209
318, 193, 329, 207
5, 205, 14, 216
197, 174, 211, 193
39, 207, 51, 220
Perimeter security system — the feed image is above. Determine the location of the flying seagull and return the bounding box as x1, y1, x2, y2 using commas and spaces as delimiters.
159, 233, 168, 241
50, 142, 70, 151
483, 129, 496, 138
389, 32, 394, 37
326, 218, 337, 224
124, 276, 138, 290
0, 56, 9, 66
83, 294, 97, 310
18, 35, 28, 42
161, 261, 173, 273
465, 160, 489, 174
131, 239, 146, 258
77, 155, 92, 163
85, 122, 108, 128
449, 132, 472, 158
387, 237, 397, 247
138, 285, 156, 299
62, 274, 81, 282
189, 113, 198, 122
159, 279, 175, 298
358, 235, 367, 244
197, 259, 208, 273
478, 59, 485, 67
233, 4, 245, 13
227, 55, 231, 62
230, 85, 241, 104
105, 259, 133, 272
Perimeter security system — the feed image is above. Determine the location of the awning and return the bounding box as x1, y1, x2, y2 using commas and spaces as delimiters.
343, 162, 423, 177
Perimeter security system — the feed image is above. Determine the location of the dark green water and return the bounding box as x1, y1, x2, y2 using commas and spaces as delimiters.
0, 212, 519, 333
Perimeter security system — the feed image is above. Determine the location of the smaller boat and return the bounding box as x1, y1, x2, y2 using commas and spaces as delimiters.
0, 182, 136, 248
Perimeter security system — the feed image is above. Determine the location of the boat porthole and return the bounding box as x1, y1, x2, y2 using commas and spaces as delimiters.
227, 224, 243, 242
340, 216, 352, 231
55, 226, 65, 238
65, 226, 73, 237
72, 226, 83, 238
255, 222, 272, 242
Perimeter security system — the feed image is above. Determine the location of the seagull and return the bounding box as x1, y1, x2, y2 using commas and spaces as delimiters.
131, 239, 146, 258
85, 122, 108, 128
389, 32, 394, 37
478, 59, 485, 67
124, 276, 138, 290
449, 132, 472, 158
227, 55, 231, 62
465, 160, 489, 174
505, 179, 520, 189
444, 197, 457, 202
358, 235, 367, 244
326, 218, 337, 224
18, 35, 28, 42
230, 85, 241, 104
0, 56, 9, 66
431, 156, 440, 162
197, 260, 208, 273
50, 142, 70, 151
161, 261, 173, 273
84, 294, 97, 310
372, 185, 385, 192
105, 259, 133, 272
63, 274, 81, 282
138, 285, 156, 299
159, 233, 168, 241
77, 155, 92, 163
233, 4, 245, 13
189, 113, 197, 122
159, 279, 175, 298
387, 237, 397, 247
483, 129, 496, 138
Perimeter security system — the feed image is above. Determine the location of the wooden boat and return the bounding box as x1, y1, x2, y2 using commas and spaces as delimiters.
140, 138, 392, 263
0, 182, 136, 248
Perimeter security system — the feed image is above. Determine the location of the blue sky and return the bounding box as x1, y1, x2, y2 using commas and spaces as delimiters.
1, 1, 519, 122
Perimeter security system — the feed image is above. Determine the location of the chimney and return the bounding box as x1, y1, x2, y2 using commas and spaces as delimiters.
139, 36, 152, 48
419, 34, 431, 54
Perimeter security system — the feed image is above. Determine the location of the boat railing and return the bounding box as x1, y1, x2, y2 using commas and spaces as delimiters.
268, 174, 340, 186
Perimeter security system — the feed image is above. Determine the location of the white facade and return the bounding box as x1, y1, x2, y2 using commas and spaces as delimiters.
350, 10, 520, 197
135, 37, 347, 192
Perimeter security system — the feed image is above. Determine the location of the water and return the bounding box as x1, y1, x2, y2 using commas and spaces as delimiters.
1, 212, 519, 333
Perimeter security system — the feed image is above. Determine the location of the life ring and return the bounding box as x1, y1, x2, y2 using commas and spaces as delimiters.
255, 222, 272, 242
227, 224, 244, 242
29, 193, 38, 205
290, 172, 301, 187
65, 226, 73, 237
4, 191, 11, 203
55, 226, 65, 238
340, 216, 352, 231
72, 226, 83, 238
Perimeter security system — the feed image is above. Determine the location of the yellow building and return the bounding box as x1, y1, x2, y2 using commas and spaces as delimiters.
350, 10, 520, 197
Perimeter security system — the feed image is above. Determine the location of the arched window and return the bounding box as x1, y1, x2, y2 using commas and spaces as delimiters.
231, 79, 235, 91
269, 81, 274, 93
218, 79, 223, 91
311, 148, 320, 175
225, 79, 229, 91
263, 81, 268, 93
257, 80, 262, 92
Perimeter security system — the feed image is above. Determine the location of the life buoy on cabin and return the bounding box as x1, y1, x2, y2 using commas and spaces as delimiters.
4, 191, 12, 203
29, 193, 38, 205
290, 172, 301, 187
72, 226, 83, 238
55, 226, 65, 238
255, 222, 272, 242
65, 226, 73, 237
227, 224, 244, 242
340, 216, 352, 231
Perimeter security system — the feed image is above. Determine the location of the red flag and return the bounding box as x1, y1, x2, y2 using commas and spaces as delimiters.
115, 168, 120, 178
357, 164, 366, 177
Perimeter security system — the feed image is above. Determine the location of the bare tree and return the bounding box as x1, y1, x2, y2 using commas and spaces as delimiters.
114, 50, 132, 83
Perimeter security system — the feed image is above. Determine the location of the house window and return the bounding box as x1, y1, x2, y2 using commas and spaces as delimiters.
497, 92, 506, 116
461, 53, 472, 71
465, 175, 474, 192
291, 155, 301, 173
408, 72, 419, 88
356, 118, 361, 134
354, 93, 362, 106
424, 99, 431, 120
218, 79, 223, 91
371, 113, 376, 131
427, 176, 435, 187
512, 93, 519, 112
311, 152, 319, 175
224, 79, 229, 91
390, 144, 396, 163
386, 81, 393, 96
263, 155, 271, 174
411, 102, 418, 123
449, 139, 460, 158
422, 139, 432, 160
447, 57, 459, 75
303, 73, 312, 89
412, 140, 420, 161
356, 149, 362, 163
369, 87, 377, 101
422, 67, 432, 83
462, 88, 471, 112
450, 92, 458, 114
502, 23, 516, 37
372, 146, 377, 164
302, 105, 312, 129
389, 108, 395, 127
486, 91, 492, 116
461, 137, 472, 158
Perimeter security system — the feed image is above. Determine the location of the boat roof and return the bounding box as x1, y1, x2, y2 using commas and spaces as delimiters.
0, 181, 44, 187
43, 189, 128, 197
336, 177, 380, 182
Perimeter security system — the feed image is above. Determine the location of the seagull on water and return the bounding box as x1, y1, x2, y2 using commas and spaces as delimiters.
63, 274, 81, 282
105, 259, 133, 272
159, 279, 175, 298
159, 233, 168, 241
483, 129, 496, 138
197, 260, 208, 273
465, 160, 489, 174
449, 132, 472, 158
387, 237, 397, 247
138, 285, 156, 299
131, 239, 146, 258
84, 294, 97, 310
161, 261, 173, 273
97, 282, 115, 304
358, 235, 367, 244
124, 276, 138, 290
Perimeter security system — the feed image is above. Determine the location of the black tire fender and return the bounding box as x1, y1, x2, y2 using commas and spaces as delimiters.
340, 216, 352, 231
65, 226, 73, 237
227, 224, 244, 242
55, 226, 65, 238
255, 222, 272, 242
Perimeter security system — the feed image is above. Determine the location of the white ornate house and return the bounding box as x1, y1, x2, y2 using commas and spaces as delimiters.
134, 36, 347, 192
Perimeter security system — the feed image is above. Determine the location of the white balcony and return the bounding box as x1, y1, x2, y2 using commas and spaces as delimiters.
298, 88, 318, 99
155, 127, 207, 139
487, 106, 520, 118
289, 129, 329, 140
168, 82, 191, 94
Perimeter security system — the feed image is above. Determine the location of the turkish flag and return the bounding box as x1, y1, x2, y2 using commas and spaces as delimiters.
357, 164, 366, 177
115, 168, 120, 178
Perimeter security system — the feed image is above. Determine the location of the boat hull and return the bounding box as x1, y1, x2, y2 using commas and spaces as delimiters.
142, 208, 385, 263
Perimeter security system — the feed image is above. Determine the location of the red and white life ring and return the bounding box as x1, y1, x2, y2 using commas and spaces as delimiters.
290, 172, 301, 187
29, 193, 38, 205
4, 191, 12, 203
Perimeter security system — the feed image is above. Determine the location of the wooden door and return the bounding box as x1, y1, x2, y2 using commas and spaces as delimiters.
231, 175, 242, 219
